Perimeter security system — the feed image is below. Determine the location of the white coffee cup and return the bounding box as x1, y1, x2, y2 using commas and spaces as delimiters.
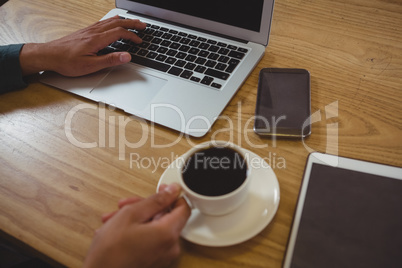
177, 141, 251, 216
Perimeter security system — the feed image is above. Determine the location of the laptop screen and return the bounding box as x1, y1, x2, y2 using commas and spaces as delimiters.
128, 0, 264, 32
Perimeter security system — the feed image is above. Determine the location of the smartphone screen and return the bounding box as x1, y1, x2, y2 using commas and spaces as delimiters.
254, 68, 311, 138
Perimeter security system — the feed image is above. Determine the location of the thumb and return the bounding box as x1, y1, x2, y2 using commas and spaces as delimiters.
96, 52, 131, 68
127, 183, 182, 223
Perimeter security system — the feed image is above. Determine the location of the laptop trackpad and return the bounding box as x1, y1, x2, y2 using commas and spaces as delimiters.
90, 65, 167, 111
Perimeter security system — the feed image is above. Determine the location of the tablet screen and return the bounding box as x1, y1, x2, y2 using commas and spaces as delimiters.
284, 156, 402, 267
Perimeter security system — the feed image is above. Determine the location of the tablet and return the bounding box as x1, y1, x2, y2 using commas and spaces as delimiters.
283, 153, 402, 268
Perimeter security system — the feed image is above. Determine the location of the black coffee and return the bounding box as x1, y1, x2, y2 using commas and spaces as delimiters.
182, 146, 248, 196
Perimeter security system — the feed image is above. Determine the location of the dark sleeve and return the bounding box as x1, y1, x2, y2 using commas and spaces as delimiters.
0, 44, 28, 94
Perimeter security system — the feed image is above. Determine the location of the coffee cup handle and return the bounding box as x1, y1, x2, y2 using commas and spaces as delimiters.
180, 193, 195, 210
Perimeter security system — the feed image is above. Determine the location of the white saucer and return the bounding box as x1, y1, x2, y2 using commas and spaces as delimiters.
157, 148, 280, 247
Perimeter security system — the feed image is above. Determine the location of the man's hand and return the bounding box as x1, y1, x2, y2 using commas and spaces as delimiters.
83, 183, 191, 268
20, 16, 146, 76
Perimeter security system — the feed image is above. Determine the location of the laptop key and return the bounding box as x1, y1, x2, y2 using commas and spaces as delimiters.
185, 55, 197, 62
161, 40, 172, 47
238, 47, 249, 53
154, 31, 164, 37
144, 28, 155, 35
218, 48, 230, 55
180, 70, 193, 79
205, 60, 217, 68
205, 68, 230, 80
136, 32, 145, 38
165, 57, 177, 65
168, 67, 183, 76
179, 45, 190, 52
170, 42, 181, 49
199, 43, 210, 50
146, 52, 158, 59
195, 57, 207, 65
171, 36, 181, 42
226, 59, 240, 73
157, 47, 168, 54
148, 44, 159, 51
166, 49, 178, 56
139, 42, 150, 48
176, 52, 187, 59
152, 38, 163, 44
175, 60, 186, 67
211, 83, 222, 89
180, 38, 191, 45
228, 50, 245, 59
189, 48, 200, 55
129, 47, 139, 54
198, 50, 209, 58
218, 55, 230, 63
201, 76, 214, 86
162, 33, 172, 39
195, 65, 206, 73
189, 40, 200, 47
208, 53, 219, 60
137, 49, 148, 56
142, 35, 153, 42
208, 45, 220, 52
131, 56, 170, 72
184, 63, 196, 70
190, 76, 201, 82
215, 63, 227, 71
156, 54, 167, 62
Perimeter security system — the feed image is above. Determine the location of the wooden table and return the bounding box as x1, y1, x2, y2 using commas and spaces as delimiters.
1, 0, 401, 267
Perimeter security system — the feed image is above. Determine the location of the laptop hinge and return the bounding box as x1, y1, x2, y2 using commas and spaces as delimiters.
127, 11, 248, 44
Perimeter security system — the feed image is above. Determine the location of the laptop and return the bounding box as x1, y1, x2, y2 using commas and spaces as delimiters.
41, 0, 275, 137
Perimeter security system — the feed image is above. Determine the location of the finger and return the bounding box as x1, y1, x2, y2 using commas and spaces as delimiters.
157, 183, 168, 193
155, 197, 191, 235
111, 18, 147, 31
93, 16, 147, 34
90, 27, 145, 55
126, 183, 182, 223
118, 196, 143, 209
101, 210, 118, 223
151, 184, 173, 221
102, 196, 143, 223
152, 211, 167, 221
91, 28, 143, 53
80, 52, 131, 75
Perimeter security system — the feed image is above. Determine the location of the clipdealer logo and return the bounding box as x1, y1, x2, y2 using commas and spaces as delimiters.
64, 101, 338, 167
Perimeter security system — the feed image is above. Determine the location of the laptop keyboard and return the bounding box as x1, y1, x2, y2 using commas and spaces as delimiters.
98, 17, 249, 89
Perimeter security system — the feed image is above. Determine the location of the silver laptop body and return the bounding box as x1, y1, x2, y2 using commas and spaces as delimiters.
41, 0, 275, 137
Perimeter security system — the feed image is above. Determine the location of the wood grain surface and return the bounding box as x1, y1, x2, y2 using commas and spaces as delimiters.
0, 0, 401, 267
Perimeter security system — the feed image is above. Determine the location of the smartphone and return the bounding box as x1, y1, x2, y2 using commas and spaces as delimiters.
254, 68, 311, 138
